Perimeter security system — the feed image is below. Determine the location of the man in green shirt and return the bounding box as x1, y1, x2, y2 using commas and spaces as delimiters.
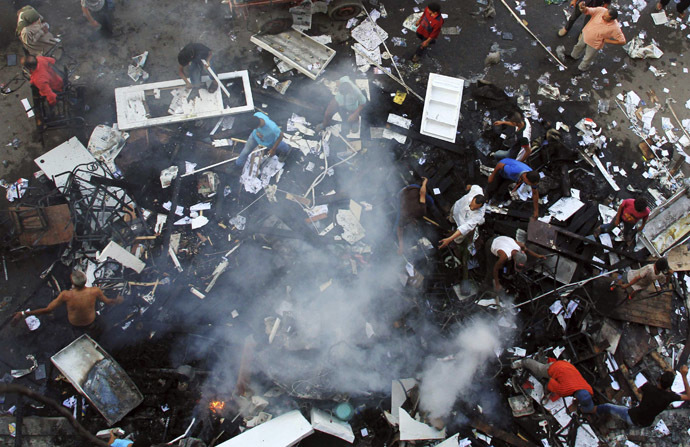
316, 76, 367, 135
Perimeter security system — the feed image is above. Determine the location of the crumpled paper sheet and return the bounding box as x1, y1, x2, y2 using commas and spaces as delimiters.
240, 156, 284, 194
623, 36, 663, 59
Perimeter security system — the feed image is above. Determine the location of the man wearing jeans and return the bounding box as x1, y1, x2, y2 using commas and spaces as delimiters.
570, 4, 625, 71
596, 365, 690, 426
236, 112, 289, 167
596, 196, 649, 247
515, 359, 595, 413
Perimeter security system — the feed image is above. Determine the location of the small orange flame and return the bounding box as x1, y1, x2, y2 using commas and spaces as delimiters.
209, 400, 225, 413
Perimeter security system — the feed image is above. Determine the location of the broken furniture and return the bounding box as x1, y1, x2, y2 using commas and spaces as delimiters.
114, 71, 253, 130
420, 73, 464, 143
5, 204, 74, 249
251, 28, 336, 80
639, 184, 690, 256
51, 335, 144, 426
527, 219, 640, 269
27, 64, 86, 148
35, 137, 145, 246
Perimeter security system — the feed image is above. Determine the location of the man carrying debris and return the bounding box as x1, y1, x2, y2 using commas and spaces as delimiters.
23, 54, 63, 107
12, 270, 124, 338
595, 196, 649, 247
514, 359, 595, 413
485, 158, 541, 219
317, 76, 367, 135
486, 235, 545, 291
177, 43, 218, 92
595, 365, 690, 426
81, 0, 114, 37
16, 6, 60, 56
617, 258, 674, 299
236, 112, 290, 167
412, 3, 444, 63
440, 185, 486, 249
569, 4, 625, 72
557, 0, 611, 37
396, 177, 433, 255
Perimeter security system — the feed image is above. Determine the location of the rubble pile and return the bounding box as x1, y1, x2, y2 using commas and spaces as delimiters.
0, 0, 689, 446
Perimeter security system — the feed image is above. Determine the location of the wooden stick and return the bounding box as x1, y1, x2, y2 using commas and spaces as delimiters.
498, 0, 567, 69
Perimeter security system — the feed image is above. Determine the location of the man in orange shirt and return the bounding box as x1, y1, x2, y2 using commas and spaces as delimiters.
569, 4, 625, 71
412, 3, 444, 63
514, 358, 595, 413
23, 54, 63, 106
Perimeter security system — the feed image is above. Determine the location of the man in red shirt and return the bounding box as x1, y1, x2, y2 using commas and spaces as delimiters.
596, 196, 649, 247
514, 359, 595, 413
23, 54, 63, 106
412, 3, 443, 63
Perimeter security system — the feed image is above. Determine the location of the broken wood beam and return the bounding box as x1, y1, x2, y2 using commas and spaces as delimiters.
235, 336, 257, 397
619, 364, 643, 401
471, 418, 537, 447
650, 351, 673, 372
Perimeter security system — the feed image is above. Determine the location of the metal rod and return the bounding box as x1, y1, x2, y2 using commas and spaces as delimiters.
512, 269, 618, 309
181, 147, 268, 178
499, 0, 567, 69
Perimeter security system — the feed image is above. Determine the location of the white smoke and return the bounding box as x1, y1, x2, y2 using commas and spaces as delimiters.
419, 315, 514, 419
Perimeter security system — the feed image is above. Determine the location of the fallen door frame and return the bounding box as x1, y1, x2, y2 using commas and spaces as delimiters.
114, 70, 254, 131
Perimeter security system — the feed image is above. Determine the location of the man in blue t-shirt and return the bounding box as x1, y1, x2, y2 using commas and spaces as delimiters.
486, 158, 541, 218
236, 111, 290, 167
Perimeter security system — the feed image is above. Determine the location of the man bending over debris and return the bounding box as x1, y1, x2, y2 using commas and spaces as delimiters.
440, 185, 486, 249
236, 111, 290, 167
396, 177, 433, 255
486, 235, 545, 291
178, 43, 217, 92
595, 196, 649, 247
617, 258, 673, 299
595, 365, 690, 426
486, 158, 541, 219
12, 270, 123, 338
412, 2, 443, 63
317, 76, 367, 135
569, 4, 625, 72
440, 185, 486, 279
23, 54, 63, 107
557, 0, 611, 38
514, 359, 595, 413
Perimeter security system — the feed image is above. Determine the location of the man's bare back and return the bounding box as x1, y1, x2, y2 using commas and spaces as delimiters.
61, 287, 105, 326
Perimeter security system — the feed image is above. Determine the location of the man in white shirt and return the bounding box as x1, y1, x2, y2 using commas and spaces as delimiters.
485, 235, 545, 291
618, 258, 673, 299
439, 185, 486, 249
439, 185, 486, 280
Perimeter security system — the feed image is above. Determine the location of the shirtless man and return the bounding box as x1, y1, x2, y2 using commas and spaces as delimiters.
13, 270, 123, 337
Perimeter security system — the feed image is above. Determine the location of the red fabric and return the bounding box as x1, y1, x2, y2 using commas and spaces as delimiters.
30, 56, 63, 105
619, 198, 649, 224
547, 360, 593, 397
416, 7, 444, 40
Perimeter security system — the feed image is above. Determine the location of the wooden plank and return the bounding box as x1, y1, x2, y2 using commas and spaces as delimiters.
608, 289, 673, 329
471, 419, 537, 447
667, 243, 690, 271
616, 324, 655, 368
